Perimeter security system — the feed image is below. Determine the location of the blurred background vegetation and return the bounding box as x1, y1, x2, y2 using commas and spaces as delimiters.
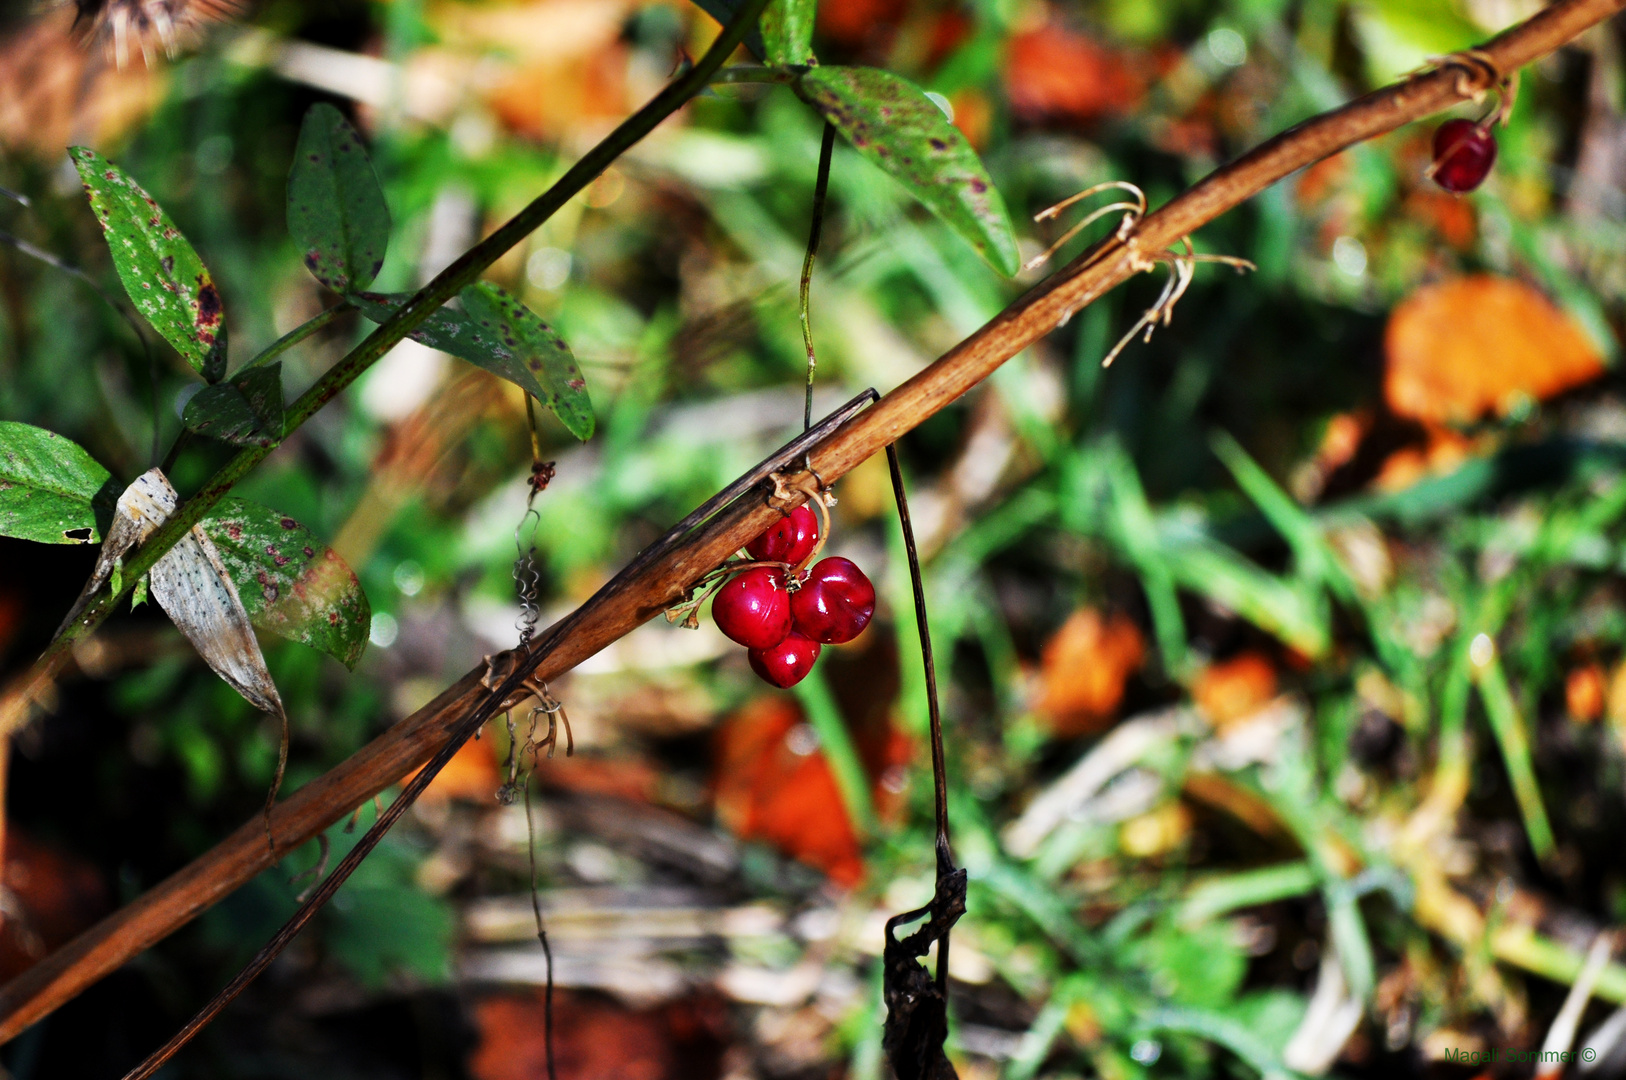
2, 0, 1626, 1077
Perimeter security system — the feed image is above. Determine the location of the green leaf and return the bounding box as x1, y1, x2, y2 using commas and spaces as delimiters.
0, 422, 116, 544
794, 66, 1019, 276
354, 286, 595, 441
182, 364, 285, 447
687, 0, 769, 61
70, 147, 228, 381
761, 0, 816, 65
287, 103, 391, 294
201, 498, 371, 669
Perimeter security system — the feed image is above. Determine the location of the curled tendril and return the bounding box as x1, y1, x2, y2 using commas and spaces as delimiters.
1023, 180, 1149, 273
1420, 49, 1519, 127
1100, 237, 1255, 368
1026, 181, 1255, 367
513, 508, 543, 648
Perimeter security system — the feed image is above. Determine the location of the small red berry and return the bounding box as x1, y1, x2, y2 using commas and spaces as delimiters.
748, 632, 822, 688
1430, 118, 1497, 194
713, 566, 792, 649
746, 503, 820, 566
790, 557, 876, 644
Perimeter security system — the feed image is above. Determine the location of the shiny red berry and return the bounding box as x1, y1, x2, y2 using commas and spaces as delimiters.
1430, 119, 1497, 194
746, 503, 820, 566
790, 557, 876, 644
713, 566, 792, 649
748, 632, 822, 688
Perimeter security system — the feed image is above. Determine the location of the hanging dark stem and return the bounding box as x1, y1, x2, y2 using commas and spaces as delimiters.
523, 781, 557, 1080
885, 444, 950, 880
801, 122, 836, 433
881, 440, 964, 1080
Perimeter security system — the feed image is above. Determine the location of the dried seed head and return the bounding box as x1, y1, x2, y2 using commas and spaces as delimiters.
69, 0, 242, 66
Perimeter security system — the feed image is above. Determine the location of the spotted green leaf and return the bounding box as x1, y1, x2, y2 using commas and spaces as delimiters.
0, 422, 117, 545
287, 103, 391, 294
794, 66, 1019, 277
202, 498, 371, 669
70, 147, 228, 381
182, 363, 285, 447
761, 0, 816, 66
354, 286, 594, 441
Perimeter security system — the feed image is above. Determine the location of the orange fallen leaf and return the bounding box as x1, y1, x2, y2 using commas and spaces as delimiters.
1296, 152, 1351, 206
1033, 608, 1145, 737
1372, 424, 1480, 492
817, 0, 910, 54
1404, 189, 1477, 248
1192, 651, 1277, 727
1567, 664, 1606, 722
468, 989, 729, 1080
1385, 276, 1604, 425
411, 726, 500, 805
949, 89, 993, 150
925, 9, 974, 69
486, 43, 630, 142
544, 754, 660, 804
0, 830, 108, 983
713, 697, 864, 887
1005, 23, 1146, 127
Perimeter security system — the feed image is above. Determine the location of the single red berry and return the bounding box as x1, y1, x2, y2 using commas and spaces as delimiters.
790, 557, 876, 644
713, 566, 792, 649
748, 632, 822, 688
746, 503, 820, 566
1430, 118, 1497, 194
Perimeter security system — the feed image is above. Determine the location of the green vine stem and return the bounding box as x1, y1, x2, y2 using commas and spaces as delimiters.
4, 0, 773, 735
236, 301, 352, 372
710, 64, 798, 85
801, 122, 836, 432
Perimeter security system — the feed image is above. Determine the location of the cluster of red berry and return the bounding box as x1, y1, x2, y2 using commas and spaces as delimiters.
1431, 118, 1497, 193
711, 503, 876, 688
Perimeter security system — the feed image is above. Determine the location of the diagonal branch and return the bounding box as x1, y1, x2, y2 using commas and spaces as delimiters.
0, 0, 1620, 1046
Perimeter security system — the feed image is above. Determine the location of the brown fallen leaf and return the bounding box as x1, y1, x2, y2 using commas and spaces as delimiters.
1385, 276, 1604, 425
1033, 608, 1145, 737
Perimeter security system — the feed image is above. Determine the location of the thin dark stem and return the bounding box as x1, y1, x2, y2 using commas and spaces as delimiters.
236, 302, 351, 373
801, 122, 836, 433
885, 442, 952, 989
25, 0, 774, 722
523, 781, 557, 1080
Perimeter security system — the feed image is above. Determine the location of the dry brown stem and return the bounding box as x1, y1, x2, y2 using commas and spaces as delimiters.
1, 0, 1621, 1044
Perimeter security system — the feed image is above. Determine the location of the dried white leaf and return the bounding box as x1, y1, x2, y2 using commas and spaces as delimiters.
54, 467, 285, 721
151, 525, 284, 719
54, 468, 177, 638
54, 468, 290, 851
